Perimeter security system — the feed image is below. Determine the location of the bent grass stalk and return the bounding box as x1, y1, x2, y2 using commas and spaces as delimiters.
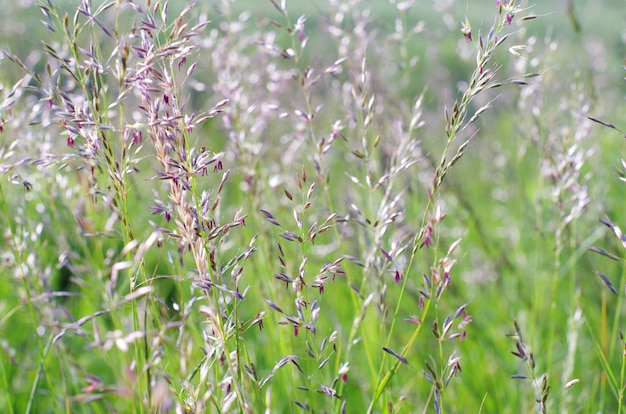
368, 2, 531, 411
269, 2, 383, 408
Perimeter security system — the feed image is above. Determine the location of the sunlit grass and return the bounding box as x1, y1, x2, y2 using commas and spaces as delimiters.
0, 1, 625, 413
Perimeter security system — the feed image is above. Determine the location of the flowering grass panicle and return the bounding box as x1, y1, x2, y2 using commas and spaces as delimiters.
0, 0, 624, 413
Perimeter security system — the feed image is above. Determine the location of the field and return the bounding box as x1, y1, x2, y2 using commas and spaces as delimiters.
0, 0, 625, 412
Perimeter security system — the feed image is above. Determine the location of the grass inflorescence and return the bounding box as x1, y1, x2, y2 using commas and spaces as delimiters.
0, 0, 624, 412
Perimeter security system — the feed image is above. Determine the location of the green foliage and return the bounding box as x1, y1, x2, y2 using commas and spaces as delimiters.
0, 0, 625, 413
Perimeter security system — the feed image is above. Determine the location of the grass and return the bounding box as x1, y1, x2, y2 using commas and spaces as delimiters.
0, 0, 625, 413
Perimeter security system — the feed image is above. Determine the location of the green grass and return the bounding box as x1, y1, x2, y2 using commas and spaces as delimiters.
0, 0, 625, 413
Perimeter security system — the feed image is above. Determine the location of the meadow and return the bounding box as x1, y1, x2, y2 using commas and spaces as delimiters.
0, 0, 625, 412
